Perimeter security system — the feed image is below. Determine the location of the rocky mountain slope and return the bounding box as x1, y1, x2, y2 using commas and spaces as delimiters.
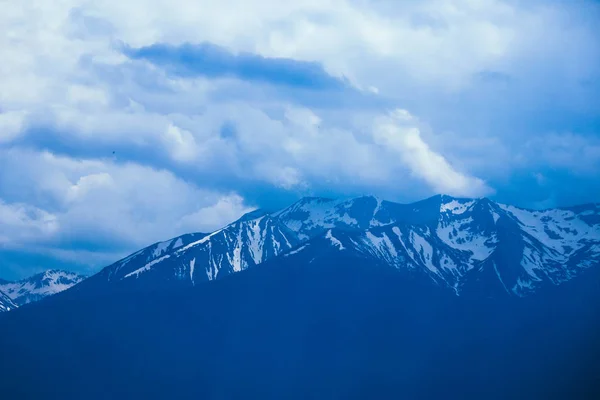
0, 290, 17, 312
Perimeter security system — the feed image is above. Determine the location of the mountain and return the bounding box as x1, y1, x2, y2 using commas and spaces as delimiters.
1, 242, 599, 399
81, 194, 600, 298
1, 194, 599, 398
0, 290, 17, 312
0, 270, 86, 307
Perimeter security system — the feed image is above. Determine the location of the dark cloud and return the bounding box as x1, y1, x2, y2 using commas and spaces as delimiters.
123, 42, 350, 90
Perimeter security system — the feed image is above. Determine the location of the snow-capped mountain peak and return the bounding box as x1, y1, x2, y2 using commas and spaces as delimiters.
273, 195, 400, 239
83, 194, 599, 298
0, 270, 86, 307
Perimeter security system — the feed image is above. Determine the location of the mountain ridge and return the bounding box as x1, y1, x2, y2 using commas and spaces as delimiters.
78, 194, 599, 298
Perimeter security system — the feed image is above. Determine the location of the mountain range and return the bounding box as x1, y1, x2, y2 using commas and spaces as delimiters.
83, 194, 600, 298
0, 270, 85, 311
0, 194, 599, 399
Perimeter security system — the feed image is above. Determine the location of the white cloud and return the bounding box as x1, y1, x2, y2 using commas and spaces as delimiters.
178, 194, 254, 233
1, 0, 596, 114
0, 111, 28, 144
0, 148, 253, 252
67, 84, 109, 107
67, 172, 114, 202
373, 109, 493, 197
0, 201, 59, 245
163, 123, 200, 162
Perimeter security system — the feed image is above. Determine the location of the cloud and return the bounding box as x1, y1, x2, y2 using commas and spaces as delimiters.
0, 148, 253, 254
0, 111, 28, 144
373, 110, 493, 197
520, 133, 600, 175
124, 42, 349, 90
162, 123, 201, 163
0, 201, 59, 245
0, 0, 599, 278
178, 194, 254, 233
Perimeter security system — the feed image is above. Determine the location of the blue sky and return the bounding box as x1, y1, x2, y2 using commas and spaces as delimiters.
1, 0, 599, 279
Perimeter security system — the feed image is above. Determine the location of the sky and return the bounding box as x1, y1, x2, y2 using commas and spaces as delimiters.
1, 0, 599, 279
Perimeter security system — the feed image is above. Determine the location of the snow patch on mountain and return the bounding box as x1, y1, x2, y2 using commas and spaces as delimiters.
180, 230, 223, 253
500, 205, 600, 258
172, 237, 184, 249
0, 290, 17, 312
152, 239, 173, 258
124, 254, 172, 279
362, 231, 399, 265
189, 258, 196, 285
411, 230, 434, 267
436, 217, 496, 262
326, 230, 345, 250
285, 244, 310, 257
440, 199, 475, 215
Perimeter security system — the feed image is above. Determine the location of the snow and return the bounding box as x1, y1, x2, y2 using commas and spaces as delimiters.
520, 239, 543, 281
94, 195, 600, 298
172, 237, 184, 249
124, 255, 171, 279
500, 204, 600, 258
277, 197, 377, 238
0, 291, 17, 312
271, 231, 281, 253
276, 198, 342, 234
391, 227, 416, 263
363, 231, 398, 263
340, 213, 359, 226
440, 200, 474, 215
326, 230, 345, 250
0, 270, 85, 305
373, 197, 382, 217
285, 244, 310, 257
118, 215, 300, 284
189, 258, 196, 285
491, 210, 500, 224
369, 197, 387, 226
439, 255, 458, 271
280, 229, 293, 250
205, 241, 219, 281
178, 229, 224, 253
514, 276, 535, 292
114, 247, 146, 272
282, 219, 303, 233
152, 239, 173, 258
226, 228, 243, 272
410, 231, 434, 268
492, 262, 510, 294
436, 218, 496, 261
247, 217, 266, 264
